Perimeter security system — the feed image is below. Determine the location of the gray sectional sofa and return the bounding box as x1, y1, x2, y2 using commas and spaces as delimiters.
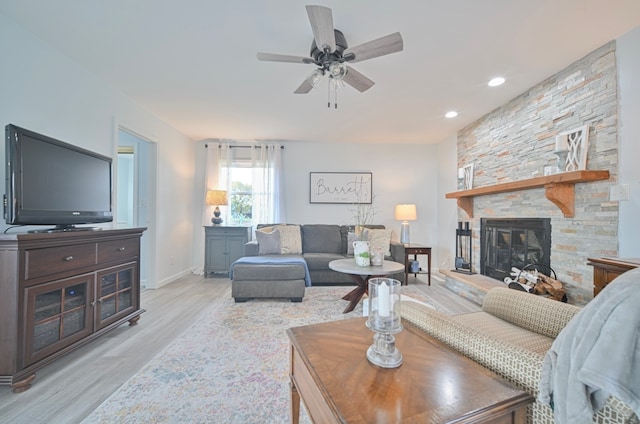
230, 224, 406, 302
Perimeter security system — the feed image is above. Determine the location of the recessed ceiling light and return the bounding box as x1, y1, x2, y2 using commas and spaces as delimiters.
488, 77, 505, 87
445, 111, 458, 118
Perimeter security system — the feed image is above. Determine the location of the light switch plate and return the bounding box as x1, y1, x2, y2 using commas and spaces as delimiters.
609, 184, 630, 201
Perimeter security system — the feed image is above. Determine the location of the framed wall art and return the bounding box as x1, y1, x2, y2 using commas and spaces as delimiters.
309, 172, 372, 204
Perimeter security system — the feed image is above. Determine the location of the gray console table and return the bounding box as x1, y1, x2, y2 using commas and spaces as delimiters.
204, 226, 250, 277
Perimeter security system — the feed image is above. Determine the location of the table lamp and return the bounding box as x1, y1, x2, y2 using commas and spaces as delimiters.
205, 189, 228, 225
395, 204, 417, 244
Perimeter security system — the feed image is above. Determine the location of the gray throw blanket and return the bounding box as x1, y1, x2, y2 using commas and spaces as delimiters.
538, 267, 640, 423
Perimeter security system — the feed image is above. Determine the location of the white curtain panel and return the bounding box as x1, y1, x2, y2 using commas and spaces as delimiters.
204, 142, 231, 226
192, 143, 231, 275
251, 144, 284, 226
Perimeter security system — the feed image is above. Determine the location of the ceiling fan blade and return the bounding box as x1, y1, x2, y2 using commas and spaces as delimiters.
343, 66, 375, 92
343, 32, 404, 63
257, 52, 314, 64
306, 5, 336, 53
294, 78, 314, 94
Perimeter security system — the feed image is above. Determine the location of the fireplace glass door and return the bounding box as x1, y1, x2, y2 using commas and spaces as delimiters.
481, 218, 551, 282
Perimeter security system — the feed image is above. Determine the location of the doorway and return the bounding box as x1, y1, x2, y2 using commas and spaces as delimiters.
117, 128, 158, 289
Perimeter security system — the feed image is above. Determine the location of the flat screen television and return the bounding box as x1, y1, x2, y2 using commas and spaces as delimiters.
4, 124, 113, 232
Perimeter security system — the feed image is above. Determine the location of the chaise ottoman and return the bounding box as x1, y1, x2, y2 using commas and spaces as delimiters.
230, 258, 308, 302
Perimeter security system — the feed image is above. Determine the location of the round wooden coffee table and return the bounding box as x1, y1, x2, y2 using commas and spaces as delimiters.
329, 258, 405, 313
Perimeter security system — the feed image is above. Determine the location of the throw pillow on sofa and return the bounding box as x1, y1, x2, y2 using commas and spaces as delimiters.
362, 228, 392, 256
276, 225, 302, 254
255, 225, 303, 255
255, 227, 281, 254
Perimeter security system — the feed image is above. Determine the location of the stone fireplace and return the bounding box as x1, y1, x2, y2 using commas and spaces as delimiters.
480, 218, 551, 282
453, 42, 618, 303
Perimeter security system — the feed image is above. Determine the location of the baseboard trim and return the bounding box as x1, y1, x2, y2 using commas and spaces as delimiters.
156, 268, 195, 288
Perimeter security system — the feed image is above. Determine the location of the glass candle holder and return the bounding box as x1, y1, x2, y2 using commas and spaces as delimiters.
365, 278, 403, 368
554, 149, 568, 173
370, 247, 384, 266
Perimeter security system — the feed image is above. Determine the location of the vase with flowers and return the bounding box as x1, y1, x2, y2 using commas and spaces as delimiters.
350, 194, 376, 240
350, 195, 376, 266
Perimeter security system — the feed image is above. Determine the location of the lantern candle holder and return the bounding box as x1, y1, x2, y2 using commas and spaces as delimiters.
365, 278, 403, 368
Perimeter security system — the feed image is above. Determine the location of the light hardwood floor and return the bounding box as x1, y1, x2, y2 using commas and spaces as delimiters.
0, 272, 479, 424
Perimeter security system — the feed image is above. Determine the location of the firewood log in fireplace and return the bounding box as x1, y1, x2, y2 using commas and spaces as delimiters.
536, 273, 567, 302
511, 267, 538, 286
507, 266, 567, 302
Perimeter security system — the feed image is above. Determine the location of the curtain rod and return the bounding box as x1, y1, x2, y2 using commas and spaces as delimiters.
205, 144, 284, 149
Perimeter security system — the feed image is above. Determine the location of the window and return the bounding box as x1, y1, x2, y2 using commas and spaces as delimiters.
225, 161, 253, 225
207, 143, 283, 227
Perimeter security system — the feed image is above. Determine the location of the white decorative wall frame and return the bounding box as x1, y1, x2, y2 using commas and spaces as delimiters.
555, 125, 589, 172
462, 164, 474, 190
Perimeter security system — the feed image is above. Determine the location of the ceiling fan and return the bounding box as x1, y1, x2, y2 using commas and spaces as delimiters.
257, 5, 404, 107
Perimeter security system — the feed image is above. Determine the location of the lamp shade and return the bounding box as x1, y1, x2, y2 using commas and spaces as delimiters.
395, 204, 417, 221
205, 190, 228, 206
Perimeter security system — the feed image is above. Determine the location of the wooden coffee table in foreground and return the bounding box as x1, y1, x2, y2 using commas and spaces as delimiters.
287, 317, 533, 424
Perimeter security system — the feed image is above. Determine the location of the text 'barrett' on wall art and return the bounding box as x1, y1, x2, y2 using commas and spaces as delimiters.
309, 172, 372, 204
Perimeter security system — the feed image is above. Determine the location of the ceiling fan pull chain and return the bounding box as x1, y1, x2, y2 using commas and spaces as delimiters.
328, 77, 339, 109
327, 78, 331, 108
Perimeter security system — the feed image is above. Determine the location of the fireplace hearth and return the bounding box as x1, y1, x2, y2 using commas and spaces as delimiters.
480, 218, 551, 282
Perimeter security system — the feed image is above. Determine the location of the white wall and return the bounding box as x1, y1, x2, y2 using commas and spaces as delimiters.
284, 141, 439, 244
191, 140, 216, 274
192, 140, 444, 272
435, 135, 458, 272
0, 12, 196, 287
617, 26, 640, 257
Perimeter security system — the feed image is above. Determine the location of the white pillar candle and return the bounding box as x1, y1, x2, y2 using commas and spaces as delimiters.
378, 281, 390, 317
555, 134, 568, 151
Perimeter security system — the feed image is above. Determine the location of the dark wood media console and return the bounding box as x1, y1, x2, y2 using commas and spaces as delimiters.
0, 227, 146, 392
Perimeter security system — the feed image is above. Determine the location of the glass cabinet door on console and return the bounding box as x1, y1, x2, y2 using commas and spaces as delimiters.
96, 262, 138, 330
24, 274, 94, 367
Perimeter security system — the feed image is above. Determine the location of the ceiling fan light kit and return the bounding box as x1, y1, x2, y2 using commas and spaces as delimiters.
307, 69, 324, 87
257, 5, 404, 108
328, 62, 347, 79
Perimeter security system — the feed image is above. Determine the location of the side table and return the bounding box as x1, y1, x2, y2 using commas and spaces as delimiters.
403, 244, 432, 285
587, 257, 640, 296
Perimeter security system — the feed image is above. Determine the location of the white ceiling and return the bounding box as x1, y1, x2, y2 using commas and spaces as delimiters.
2, 1, 640, 145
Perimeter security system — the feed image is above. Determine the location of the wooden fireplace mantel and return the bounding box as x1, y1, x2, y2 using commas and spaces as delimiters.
445, 170, 610, 218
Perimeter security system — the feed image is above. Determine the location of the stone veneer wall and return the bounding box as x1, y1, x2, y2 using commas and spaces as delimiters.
457, 41, 618, 304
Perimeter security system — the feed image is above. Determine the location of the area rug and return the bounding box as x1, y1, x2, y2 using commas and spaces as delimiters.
82, 285, 437, 424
